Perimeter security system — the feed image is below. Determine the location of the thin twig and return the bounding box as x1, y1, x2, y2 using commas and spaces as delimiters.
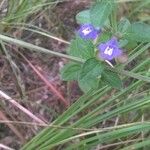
1, 23, 70, 45
16, 50, 69, 107
0, 0, 6, 10
0, 144, 15, 150
98, 139, 142, 149
0, 90, 47, 125
0, 34, 84, 63
0, 120, 149, 132
0, 110, 25, 143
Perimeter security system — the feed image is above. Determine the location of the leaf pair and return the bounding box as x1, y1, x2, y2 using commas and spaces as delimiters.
61, 58, 123, 93
118, 18, 150, 44
76, 1, 114, 28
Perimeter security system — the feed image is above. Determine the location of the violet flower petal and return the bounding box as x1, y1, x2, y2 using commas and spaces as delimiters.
98, 37, 122, 60
78, 24, 100, 40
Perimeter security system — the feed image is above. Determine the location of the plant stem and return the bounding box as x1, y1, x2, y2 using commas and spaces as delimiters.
0, 34, 84, 63
115, 68, 150, 82
0, 34, 149, 83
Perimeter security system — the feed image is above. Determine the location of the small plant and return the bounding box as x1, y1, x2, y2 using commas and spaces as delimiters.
60, 0, 150, 92
0, 0, 150, 150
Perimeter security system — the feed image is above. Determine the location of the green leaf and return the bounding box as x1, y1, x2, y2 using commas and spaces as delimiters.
90, 1, 114, 28
119, 38, 137, 49
61, 63, 81, 81
118, 18, 131, 33
102, 69, 123, 89
124, 22, 150, 43
76, 10, 91, 24
69, 37, 95, 60
96, 32, 111, 45
125, 40, 137, 50
78, 58, 104, 92
119, 39, 128, 48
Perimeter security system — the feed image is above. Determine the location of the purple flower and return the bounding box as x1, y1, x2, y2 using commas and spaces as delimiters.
78, 24, 100, 40
98, 37, 122, 60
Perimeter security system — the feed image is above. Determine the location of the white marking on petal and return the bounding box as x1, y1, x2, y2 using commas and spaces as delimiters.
104, 46, 113, 56
82, 27, 92, 35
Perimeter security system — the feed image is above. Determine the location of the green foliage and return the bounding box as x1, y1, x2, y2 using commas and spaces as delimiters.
96, 32, 112, 45
1, 25, 150, 150
121, 139, 150, 150
102, 69, 123, 89
118, 18, 131, 33
60, 62, 81, 81
0, 0, 150, 149
1, 0, 55, 32
68, 1, 149, 93
76, 10, 91, 24
69, 37, 95, 60
21, 77, 150, 149
124, 22, 150, 43
78, 58, 104, 92
76, 0, 115, 28
90, 1, 114, 28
